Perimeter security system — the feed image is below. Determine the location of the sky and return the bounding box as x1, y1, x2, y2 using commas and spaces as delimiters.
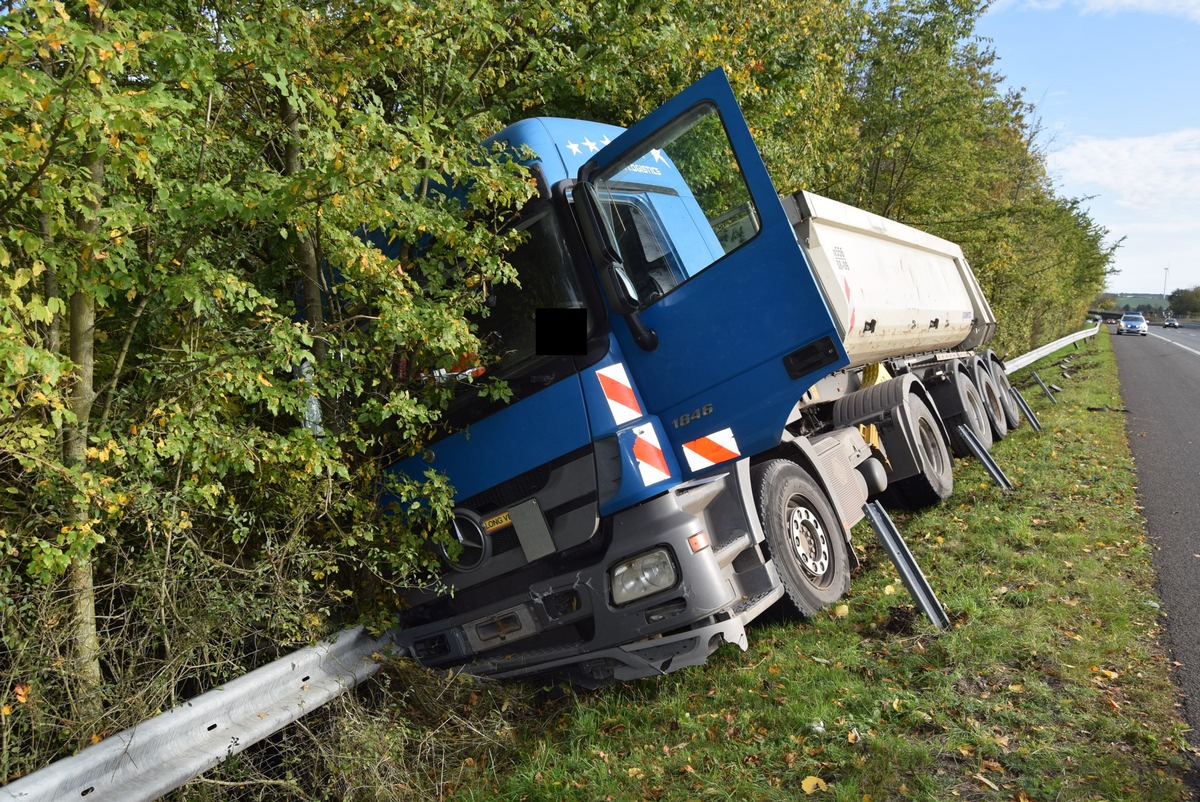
974, 0, 1200, 296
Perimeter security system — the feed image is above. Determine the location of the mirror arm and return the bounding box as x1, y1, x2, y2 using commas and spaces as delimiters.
626, 313, 659, 351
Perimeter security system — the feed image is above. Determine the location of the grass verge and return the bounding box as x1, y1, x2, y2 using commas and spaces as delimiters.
182, 331, 1198, 801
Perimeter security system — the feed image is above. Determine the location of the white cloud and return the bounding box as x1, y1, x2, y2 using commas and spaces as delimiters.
1046, 130, 1200, 292
1075, 0, 1200, 18
1049, 129, 1200, 209
990, 0, 1200, 20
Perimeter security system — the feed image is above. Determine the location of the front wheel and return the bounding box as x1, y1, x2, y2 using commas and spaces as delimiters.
751, 460, 849, 618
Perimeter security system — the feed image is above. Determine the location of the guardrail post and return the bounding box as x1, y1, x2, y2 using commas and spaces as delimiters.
1011, 389, 1042, 432
955, 425, 1013, 490
862, 502, 950, 630
1031, 371, 1056, 403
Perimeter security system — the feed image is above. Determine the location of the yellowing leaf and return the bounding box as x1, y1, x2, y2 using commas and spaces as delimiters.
801, 775, 827, 794
972, 773, 1000, 791
1, 705, 11, 716
257, 374, 272, 387
14, 682, 29, 703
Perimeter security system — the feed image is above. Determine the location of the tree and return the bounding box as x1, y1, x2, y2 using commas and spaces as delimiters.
1, 0, 564, 762
1168, 287, 1200, 317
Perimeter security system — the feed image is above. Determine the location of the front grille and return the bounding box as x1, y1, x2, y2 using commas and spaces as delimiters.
461, 463, 552, 513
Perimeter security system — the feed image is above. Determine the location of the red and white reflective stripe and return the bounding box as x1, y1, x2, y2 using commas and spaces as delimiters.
596, 363, 642, 424
682, 428, 741, 472
632, 424, 671, 486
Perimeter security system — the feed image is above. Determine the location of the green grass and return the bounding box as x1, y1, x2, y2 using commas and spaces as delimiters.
198, 331, 1196, 801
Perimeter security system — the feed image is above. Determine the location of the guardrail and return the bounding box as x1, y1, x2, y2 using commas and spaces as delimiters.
1, 325, 1105, 802
1, 628, 394, 802
1002, 323, 1101, 374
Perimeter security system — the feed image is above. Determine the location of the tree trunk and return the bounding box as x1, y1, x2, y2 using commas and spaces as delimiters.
62, 40, 106, 725
282, 96, 327, 365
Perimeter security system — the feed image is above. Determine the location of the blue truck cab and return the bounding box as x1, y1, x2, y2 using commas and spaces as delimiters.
391, 69, 880, 685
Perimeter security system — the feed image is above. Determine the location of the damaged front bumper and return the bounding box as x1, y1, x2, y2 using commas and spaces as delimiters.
394, 460, 781, 685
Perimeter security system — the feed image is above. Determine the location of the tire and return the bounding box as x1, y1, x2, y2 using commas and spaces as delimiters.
971, 357, 1008, 441
945, 370, 993, 458
751, 460, 849, 618
986, 354, 1022, 430
884, 394, 954, 509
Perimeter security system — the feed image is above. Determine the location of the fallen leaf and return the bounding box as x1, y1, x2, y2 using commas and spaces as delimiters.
972, 773, 999, 791
834, 604, 849, 618
801, 775, 827, 794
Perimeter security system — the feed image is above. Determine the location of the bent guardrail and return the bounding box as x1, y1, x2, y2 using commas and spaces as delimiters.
1, 628, 394, 802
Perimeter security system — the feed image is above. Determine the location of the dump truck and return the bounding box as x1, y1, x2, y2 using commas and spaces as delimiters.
389, 68, 1018, 685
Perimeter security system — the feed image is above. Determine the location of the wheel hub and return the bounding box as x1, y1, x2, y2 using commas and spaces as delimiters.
787, 505, 830, 577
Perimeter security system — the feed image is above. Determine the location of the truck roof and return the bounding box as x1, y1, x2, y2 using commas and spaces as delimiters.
485, 117, 627, 187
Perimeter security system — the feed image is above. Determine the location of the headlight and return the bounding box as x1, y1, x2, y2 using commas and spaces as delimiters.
611, 548, 677, 605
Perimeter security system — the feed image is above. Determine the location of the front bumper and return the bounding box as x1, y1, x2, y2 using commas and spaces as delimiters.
395, 461, 781, 685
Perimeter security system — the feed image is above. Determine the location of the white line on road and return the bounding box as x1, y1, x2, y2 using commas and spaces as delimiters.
1148, 331, 1200, 357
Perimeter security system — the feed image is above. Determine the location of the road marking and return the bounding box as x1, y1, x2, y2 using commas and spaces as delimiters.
1149, 331, 1200, 357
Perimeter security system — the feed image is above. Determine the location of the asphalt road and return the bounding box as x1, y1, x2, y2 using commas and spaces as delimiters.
1110, 324, 1200, 772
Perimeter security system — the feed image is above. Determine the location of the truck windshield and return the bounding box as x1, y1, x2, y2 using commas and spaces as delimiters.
590, 102, 760, 307
475, 202, 588, 380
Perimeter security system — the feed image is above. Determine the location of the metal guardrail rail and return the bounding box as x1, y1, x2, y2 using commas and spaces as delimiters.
1, 628, 393, 802
0, 327, 1102, 802
1002, 323, 1100, 374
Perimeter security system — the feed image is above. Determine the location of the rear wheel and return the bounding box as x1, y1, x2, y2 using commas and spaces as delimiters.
971, 357, 1008, 441
885, 394, 954, 509
751, 460, 849, 618
945, 369, 993, 457
986, 354, 1022, 430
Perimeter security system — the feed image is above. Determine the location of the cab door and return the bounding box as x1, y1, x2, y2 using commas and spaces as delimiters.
577, 68, 849, 475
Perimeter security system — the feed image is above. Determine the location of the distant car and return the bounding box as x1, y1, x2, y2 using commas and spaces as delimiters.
1164, 318, 1179, 328
1116, 313, 1148, 336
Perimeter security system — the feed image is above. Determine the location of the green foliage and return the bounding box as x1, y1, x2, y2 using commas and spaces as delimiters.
1167, 287, 1200, 316
1, 0, 1124, 787
1, 0, 553, 773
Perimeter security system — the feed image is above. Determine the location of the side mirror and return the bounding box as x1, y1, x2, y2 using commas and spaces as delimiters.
601, 263, 639, 315
575, 182, 658, 351
575, 182, 623, 270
